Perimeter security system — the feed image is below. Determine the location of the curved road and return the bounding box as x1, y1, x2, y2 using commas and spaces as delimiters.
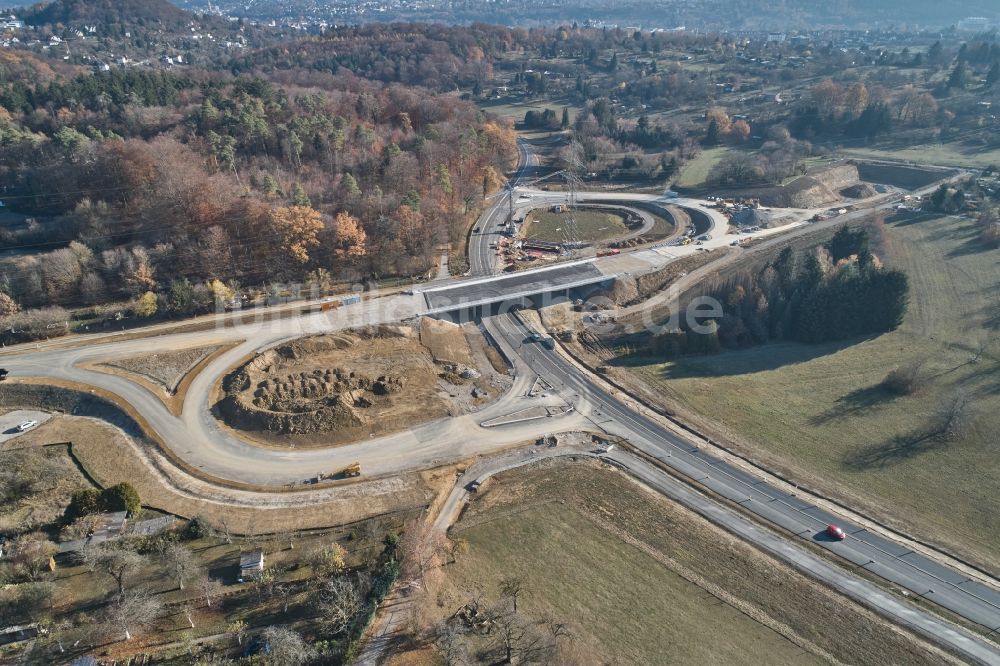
469, 137, 539, 276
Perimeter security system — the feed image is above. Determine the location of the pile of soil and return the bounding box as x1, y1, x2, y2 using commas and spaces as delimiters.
731, 207, 774, 228
217, 327, 447, 441
841, 183, 877, 199
216, 322, 505, 446
590, 275, 639, 307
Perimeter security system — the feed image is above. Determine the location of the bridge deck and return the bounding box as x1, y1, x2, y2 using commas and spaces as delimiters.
422, 261, 607, 313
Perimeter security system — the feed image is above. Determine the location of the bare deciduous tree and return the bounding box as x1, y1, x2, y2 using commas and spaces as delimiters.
182, 604, 196, 629
488, 605, 554, 665
499, 576, 524, 613
7, 532, 57, 582
160, 542, 198, 590
316, 575, 364, 634
44, 618, 74, 655
274, 583, 295, 614
104, 589, 162, 641
84, 543, 143, 595
433, 620, 468, 666
881, 360, 926, 395
199, 576, 223, 608
399, 520, 449, 588
261, 626, 315, 666
935, 395, 972, 442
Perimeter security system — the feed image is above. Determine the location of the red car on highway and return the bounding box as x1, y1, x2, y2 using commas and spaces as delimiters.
826, 524, 847, 541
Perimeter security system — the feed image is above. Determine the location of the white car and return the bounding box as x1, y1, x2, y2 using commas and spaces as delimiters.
17, 420, 38, 432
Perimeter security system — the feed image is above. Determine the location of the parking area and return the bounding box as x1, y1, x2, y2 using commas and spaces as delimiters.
0, 410, 51, 444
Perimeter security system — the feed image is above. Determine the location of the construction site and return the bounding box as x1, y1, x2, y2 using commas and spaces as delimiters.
216, 320, 507, 448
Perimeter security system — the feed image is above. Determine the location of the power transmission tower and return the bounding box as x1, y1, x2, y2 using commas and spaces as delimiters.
561, 151, 585, 252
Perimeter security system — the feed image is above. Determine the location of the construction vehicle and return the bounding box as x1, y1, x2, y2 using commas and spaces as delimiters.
341, 462, 362, 478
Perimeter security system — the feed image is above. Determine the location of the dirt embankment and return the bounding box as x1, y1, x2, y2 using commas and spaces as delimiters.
216, 321, 503, 448
102, 345, 224, 393
854, 162, 956, 190
758, 164, 860, 208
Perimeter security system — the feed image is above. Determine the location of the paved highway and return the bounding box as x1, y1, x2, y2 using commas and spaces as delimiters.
469, 138, 538, 276
484, 312, 1000, 662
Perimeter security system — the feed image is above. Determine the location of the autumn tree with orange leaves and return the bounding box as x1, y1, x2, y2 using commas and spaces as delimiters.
270, 206, 324, 265
333, 211, 367, 259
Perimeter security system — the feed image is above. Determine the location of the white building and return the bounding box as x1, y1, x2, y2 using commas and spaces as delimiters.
957, 17, 992, 32
239, 549, 265, 582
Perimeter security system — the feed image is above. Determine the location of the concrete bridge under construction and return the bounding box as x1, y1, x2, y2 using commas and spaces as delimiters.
419, 259, 613, 319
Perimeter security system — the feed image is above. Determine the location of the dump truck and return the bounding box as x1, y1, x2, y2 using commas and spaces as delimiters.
341, 462, 362, 478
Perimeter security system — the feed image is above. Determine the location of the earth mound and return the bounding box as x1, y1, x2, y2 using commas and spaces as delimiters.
216, 322, 504, 447
841, 183, 877, 199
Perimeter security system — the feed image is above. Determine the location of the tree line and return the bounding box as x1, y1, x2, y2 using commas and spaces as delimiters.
651, 222, 910, 356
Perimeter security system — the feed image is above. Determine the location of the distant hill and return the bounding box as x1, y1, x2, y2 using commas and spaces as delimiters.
174, 0, 997, 31
17, 0, 191, 29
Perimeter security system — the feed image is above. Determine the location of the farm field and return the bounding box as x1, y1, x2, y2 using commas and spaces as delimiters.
843, 142, 1000, 169
620, 213, 1000, 571
477, 97, 579, 125
427, 460, 954, 666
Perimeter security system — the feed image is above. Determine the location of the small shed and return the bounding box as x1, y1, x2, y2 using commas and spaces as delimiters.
239, 549, 265, 582
0, 624, 40, 647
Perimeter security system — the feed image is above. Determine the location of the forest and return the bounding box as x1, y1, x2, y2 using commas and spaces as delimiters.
1, 15, 997, 339
0, 58, 516, 332
649, 222, 910, 357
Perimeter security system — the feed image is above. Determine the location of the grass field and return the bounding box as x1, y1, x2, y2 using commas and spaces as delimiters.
524, 208, 628, 243
843, 142, 1000, 169
674, 146, 728, 189
478, 97, 578, 125
430, 460, 951, 666
621, 213, 1000, 570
